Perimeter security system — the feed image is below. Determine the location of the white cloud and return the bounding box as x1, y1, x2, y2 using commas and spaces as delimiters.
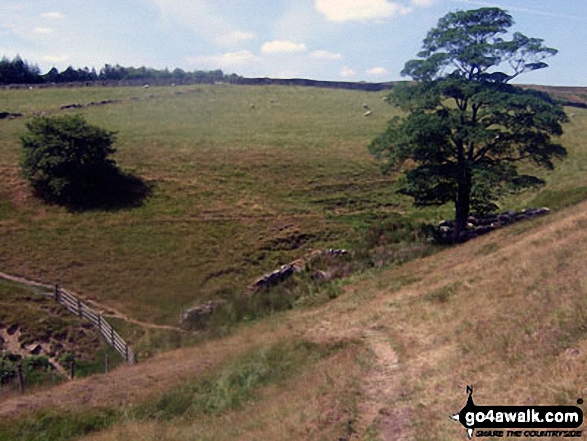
340, 66, 357, 77
150, 0, 233, 43
34, 27, 54, 34
366, 67, 389, 75
261, 40, 307, 54
43, 54, 70, 64
187, 50, 260, 68
216, 31, 257, 47
410, 0, 435, 6
315, 0, 412, 23
309, 50, 342, 60
277, 70, 301, 78
41, 11, 64, 19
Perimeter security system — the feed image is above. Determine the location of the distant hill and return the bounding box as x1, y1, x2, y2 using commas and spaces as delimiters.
523, 84, 587, 108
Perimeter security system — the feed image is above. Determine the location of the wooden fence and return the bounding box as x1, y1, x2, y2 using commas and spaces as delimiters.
53, 285, 137, 365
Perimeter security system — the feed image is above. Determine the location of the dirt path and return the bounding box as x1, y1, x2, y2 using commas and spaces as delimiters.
0, 286, 410, 441
0, 274, 410, 439
0, 271, 180, 332
354, 329, 410, 440
301, 313, 409, 440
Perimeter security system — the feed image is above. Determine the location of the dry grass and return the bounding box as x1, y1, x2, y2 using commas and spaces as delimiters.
1, 200, 586, 440
326, 200, 587, 440
83, 345, 364, 441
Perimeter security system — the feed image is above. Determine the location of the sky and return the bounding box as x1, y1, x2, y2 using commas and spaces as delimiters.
1, 0, 586, 86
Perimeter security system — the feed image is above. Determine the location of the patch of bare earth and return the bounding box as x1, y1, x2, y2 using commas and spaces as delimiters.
352, 329, 410, 441
0, 328, 68, 378
301, 314, 410, 440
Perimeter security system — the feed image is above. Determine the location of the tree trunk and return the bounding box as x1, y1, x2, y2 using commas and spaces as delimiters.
454, 167, 472, 242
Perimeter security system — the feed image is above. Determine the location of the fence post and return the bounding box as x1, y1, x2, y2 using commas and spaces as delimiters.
69, 361, 75, 379
110, 327, 115, 346
77, 298, 83, 319
98, 314, 102, 333
54, 284, 60, 302
17, 364, 24, 394
125, 344, 129, 363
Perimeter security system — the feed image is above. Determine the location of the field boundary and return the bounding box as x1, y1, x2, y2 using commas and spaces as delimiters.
0, 272, 137, 365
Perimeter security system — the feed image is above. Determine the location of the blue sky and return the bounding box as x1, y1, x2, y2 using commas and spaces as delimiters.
1, 0, 586, 86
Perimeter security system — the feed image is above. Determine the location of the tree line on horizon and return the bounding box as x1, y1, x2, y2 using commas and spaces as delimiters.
0, 55, 239, 85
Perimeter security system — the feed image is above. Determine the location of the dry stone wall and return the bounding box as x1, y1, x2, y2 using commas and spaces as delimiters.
436, 207, 550, 243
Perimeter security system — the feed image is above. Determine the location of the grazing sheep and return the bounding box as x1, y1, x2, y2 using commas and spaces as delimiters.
364, 110, 372, 117
363, 103, 370, 110
249, 103, 255, 109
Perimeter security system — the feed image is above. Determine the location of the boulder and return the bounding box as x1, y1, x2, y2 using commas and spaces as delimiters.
7, 324, 19, 335
312, 270, 332, 281
179, 300, 224, 328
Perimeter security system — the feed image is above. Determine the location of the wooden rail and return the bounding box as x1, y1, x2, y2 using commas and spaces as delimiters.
53, 285, 137, 364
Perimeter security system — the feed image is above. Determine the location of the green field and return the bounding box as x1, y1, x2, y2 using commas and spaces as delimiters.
1, 83, 586, 329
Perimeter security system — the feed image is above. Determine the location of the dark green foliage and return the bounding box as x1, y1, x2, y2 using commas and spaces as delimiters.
21, 355, 56, 386
0, 56, 41, 84
0, 409, 116, 441
0, 353, 57, 388
0, 354, 16, 385
0, 55, 231, 85
21, 115, 117, 204
402, 8, 557, 83
21, 115, 150, 209
370, 7, 568, 239
57, 352, 75, 366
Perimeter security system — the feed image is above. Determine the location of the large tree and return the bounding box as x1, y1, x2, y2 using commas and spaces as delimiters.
369, 7, 567, 241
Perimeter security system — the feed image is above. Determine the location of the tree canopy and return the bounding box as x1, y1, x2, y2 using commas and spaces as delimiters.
21, 115, 118, 205
0, 55, 230, 85
369, 7, 567, 241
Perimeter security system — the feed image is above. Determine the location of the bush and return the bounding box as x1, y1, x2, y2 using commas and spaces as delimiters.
20, 114, 118, 206
0, 354, 16, 385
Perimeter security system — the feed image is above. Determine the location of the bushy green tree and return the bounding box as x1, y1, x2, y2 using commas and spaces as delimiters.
21, 114, 118, 205
369, 7, 567, 240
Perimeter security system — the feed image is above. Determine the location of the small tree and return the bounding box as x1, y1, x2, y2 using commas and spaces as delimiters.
369, 7, 567, 240
21, 114, 118, 205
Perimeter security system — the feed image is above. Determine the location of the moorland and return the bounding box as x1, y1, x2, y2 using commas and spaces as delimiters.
0, 82, 586, 440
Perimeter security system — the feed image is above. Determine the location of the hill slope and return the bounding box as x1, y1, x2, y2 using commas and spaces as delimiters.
1, 198, 586, 440
1, 84, 586, 332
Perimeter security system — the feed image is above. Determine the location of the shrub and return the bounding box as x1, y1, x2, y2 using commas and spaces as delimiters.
0, 354, 16, 385
20, 114, 118, 206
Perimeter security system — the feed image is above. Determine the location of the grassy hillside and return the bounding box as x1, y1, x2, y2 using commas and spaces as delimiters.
1, 196, 585, 441
0, 279, 123, 393
0, 84, 586, 334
